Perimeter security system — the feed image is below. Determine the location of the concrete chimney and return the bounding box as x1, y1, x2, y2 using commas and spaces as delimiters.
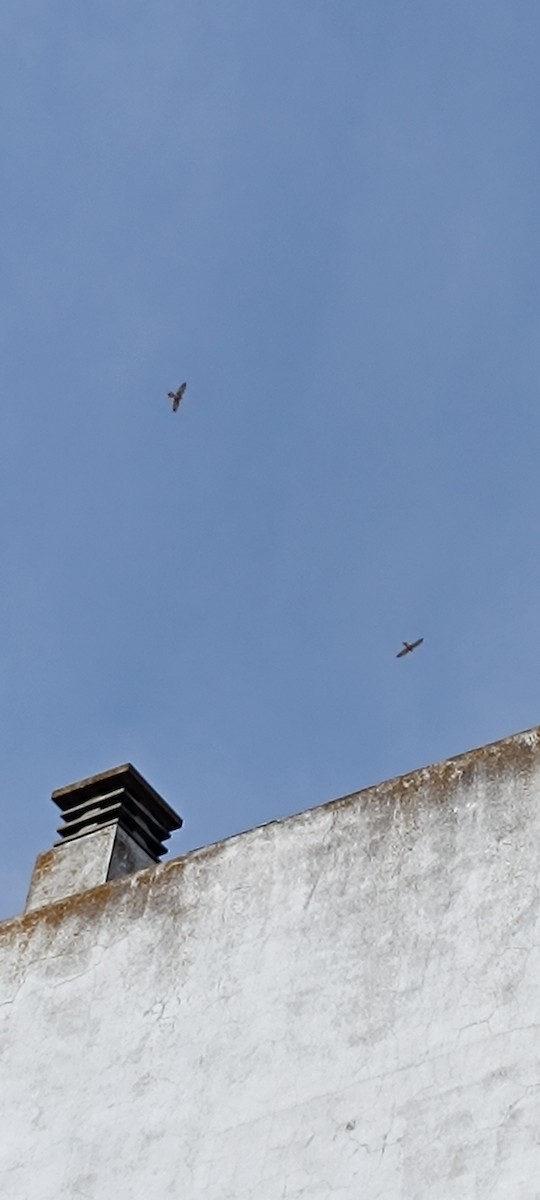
25, 764, 182, 912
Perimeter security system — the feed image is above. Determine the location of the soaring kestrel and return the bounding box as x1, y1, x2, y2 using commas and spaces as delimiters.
396, 637, 424, 658
168, 382, 187, 411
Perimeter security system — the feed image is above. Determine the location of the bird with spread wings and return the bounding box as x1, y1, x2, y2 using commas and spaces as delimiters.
396, 637, 424, 658
168, 382, 187, 412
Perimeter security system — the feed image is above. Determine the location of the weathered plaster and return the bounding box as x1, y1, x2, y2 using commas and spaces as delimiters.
2, 727, 540, 1197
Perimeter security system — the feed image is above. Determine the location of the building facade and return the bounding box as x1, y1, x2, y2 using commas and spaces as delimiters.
1, 729, 540, 1198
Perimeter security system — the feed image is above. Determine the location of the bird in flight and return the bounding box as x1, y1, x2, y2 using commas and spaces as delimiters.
168, 382, 187, 412
396, 637, 424, 659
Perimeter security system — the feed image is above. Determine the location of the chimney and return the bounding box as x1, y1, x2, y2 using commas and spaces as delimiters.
25, 764, 182, 912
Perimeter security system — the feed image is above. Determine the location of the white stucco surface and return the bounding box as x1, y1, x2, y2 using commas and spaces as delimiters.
2, 727, 540, 1198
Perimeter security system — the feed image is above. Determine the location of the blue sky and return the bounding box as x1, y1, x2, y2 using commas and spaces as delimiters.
1, 2, 540, 918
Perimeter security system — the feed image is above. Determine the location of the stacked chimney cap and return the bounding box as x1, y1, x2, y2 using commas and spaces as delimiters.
52, 762, 182, 863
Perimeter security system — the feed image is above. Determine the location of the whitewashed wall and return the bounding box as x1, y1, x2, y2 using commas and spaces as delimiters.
2, 727, 540, 1199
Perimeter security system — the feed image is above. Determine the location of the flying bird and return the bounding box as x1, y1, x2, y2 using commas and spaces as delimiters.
168, 382, 187, 412
396, 637, 424, 659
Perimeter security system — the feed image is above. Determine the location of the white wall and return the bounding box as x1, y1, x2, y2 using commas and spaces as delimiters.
2, 727, 540, 1199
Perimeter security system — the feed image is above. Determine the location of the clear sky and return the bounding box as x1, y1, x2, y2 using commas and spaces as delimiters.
2, 2, 540, 918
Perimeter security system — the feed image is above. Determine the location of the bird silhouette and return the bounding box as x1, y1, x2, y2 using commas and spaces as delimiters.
396, 637, 424, 658
168, 382, 187, 412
